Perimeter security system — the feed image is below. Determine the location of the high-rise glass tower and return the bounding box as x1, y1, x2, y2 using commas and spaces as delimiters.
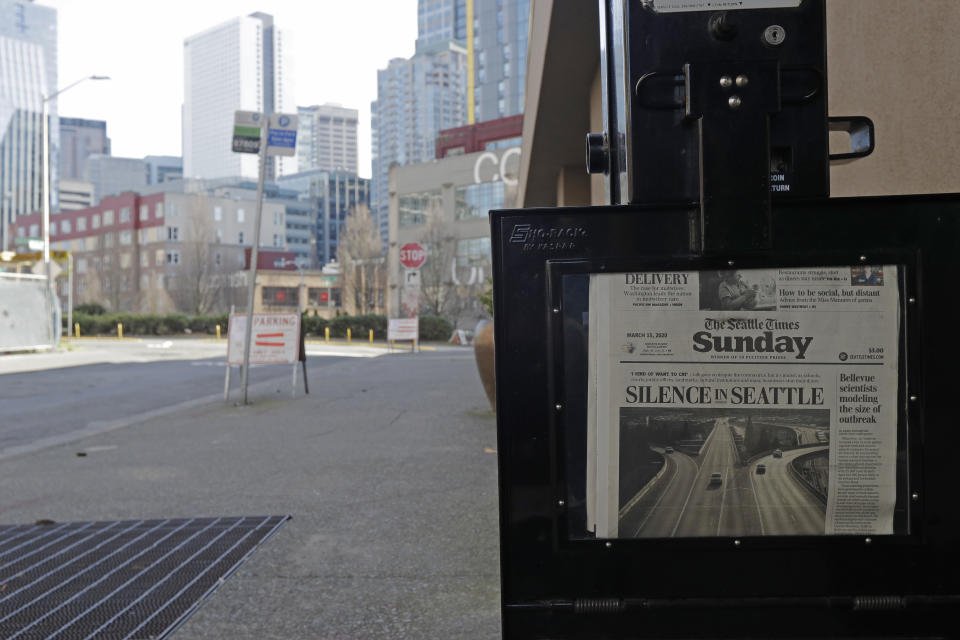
415, 0, 529, 123
183, 12, 293, 182
471, 0, 529, 122
417, 0, 467, 47
0, 0, 57, 251
59, 117, 110, 181
371, 41, 468, 243
297, 104, 358, 174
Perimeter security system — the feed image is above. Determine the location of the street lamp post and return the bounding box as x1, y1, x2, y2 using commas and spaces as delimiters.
42, 75, 109, 338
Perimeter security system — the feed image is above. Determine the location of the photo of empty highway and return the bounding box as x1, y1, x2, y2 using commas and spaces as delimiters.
617, 408, 829, 538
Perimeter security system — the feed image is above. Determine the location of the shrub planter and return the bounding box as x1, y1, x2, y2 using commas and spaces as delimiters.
473, 319, 496, 411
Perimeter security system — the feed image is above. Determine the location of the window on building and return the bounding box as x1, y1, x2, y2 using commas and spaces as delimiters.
29, 224, 39, 237
273, 211, 282, 225
50, 224, 57, 237
216, 228, 222, 243
166, 250, 180, 265
455, 182, 506, 220
77, 217, 87, 232
120, 253, 131, 268
119, 207, 131, 223
103, 210, 115, 226
238, 231, 245, 245
308, 287, 335, 306
140, 205, 149, 221
156, 202, 164, 219
398, 190, 442, 227
92, 214, 100, 229
215, 252, 222, 267
120, 230, 132, 245
78, 258, 87, 273
273, 234, 282, 248
262, 286, 299, 307
167, 226, 179, 241
61, 219, 71, 234
140, 252, 148, 267
103, 232, 115, 248
155, 249, 165, 266
456, 236, 492, 268
214, 206, 222, 221
237, 208, 245, 223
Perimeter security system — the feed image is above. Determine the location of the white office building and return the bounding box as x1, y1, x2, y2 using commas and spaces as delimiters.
297, 104, 358, 174
183, 12, 294, 182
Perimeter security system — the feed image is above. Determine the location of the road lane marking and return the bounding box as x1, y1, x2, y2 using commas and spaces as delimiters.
632, 453, 681, 536
670, 420, 720, 537
748, 461, 767, 535
716, 467, 729, 536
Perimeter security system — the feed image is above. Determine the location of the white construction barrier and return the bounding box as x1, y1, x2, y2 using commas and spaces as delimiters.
0, 273, 56, 351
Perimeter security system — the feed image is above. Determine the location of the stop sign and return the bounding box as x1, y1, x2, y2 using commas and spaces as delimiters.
399, 242, 427, 269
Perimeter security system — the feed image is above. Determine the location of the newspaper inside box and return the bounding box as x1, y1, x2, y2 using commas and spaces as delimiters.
565, 265, 909, 539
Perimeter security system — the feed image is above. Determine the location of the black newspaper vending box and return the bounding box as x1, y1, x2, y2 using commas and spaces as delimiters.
492, 2, 960, 638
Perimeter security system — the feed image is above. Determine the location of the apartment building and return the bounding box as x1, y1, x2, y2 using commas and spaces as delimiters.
11, 192, 285, 313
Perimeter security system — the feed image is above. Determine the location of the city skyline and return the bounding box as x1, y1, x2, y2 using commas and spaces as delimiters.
39, 0, 419, 178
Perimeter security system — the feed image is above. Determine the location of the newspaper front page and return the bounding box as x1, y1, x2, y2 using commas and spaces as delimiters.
587, 266, 900, 538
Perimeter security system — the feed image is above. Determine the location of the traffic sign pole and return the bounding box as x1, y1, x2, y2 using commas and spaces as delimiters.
240, 114, 269, 405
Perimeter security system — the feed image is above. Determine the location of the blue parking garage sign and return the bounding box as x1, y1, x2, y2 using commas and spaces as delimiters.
267, 113, 298, 157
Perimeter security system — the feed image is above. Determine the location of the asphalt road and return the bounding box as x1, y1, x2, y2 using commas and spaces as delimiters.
618, 445, 699, 538
751, 446, 827, 535
620, 420, 827, 537
0, 354, 348, 456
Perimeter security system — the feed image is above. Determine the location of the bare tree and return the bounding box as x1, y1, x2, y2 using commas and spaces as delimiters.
171, 195, 231, 314
417, 214, 459, 319
338, 203, 385, 315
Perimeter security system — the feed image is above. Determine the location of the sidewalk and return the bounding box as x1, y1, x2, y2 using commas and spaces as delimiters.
0, 348, 500, 638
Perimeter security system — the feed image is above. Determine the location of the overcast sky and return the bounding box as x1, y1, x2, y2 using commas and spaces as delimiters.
42, 0, 419, 178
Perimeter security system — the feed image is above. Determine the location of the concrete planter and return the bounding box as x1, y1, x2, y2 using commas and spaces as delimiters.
473, 320, 496, 411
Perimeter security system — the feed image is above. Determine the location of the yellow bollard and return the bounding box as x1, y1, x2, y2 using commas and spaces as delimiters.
325, 327, 330, 343
117, 323, 123, 339
216, 324, 221, 340
347, 328, 352, 344
369, 329, 374, 344
74, 323, 80, 338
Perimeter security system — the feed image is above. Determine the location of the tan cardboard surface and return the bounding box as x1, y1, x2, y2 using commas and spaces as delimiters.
828, 1, 960, 196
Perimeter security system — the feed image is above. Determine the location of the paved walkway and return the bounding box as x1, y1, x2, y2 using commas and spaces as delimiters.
0, 347, 500, 638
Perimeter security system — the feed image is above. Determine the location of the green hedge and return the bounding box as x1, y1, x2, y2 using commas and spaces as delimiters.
69, 312, 229, 336
418, 315, 453, 341
328, 314, 386, 339
68, 311, 454, 341
301, 314, 329, 337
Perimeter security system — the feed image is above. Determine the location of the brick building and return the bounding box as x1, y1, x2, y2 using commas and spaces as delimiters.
11, 192, 286, 313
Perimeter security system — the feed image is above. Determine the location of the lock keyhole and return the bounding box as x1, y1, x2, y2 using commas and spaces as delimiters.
763, 25, 786, 46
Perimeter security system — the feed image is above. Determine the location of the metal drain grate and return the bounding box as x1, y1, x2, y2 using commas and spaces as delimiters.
0, 515, 289, 639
